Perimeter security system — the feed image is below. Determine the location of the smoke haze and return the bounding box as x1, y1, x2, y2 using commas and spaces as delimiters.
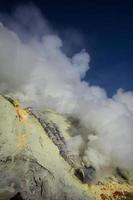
0, 5, 133, 172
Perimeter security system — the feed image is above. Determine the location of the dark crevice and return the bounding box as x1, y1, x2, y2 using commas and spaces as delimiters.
10, 192, 24, 200
75, 166, 96, 183
75, 168, 84, 182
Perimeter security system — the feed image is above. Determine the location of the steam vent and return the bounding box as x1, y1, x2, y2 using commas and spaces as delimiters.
0, 95, 133, 200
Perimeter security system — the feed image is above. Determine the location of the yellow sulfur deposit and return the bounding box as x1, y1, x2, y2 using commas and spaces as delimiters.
15, 105, 29, 122
89, 179, 133, 200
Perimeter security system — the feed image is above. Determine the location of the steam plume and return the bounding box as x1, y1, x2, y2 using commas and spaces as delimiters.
0, 5, 133, 172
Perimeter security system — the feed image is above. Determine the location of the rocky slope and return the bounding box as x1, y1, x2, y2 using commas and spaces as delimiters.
0, 95, 133, 200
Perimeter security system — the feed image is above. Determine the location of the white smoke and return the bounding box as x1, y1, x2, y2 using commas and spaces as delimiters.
0, 5, 133, 172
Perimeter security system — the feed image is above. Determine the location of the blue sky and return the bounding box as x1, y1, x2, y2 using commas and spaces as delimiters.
0, 0, 133, 97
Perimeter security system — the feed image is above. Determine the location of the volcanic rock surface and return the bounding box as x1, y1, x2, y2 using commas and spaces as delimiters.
0, 95, 133, 200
